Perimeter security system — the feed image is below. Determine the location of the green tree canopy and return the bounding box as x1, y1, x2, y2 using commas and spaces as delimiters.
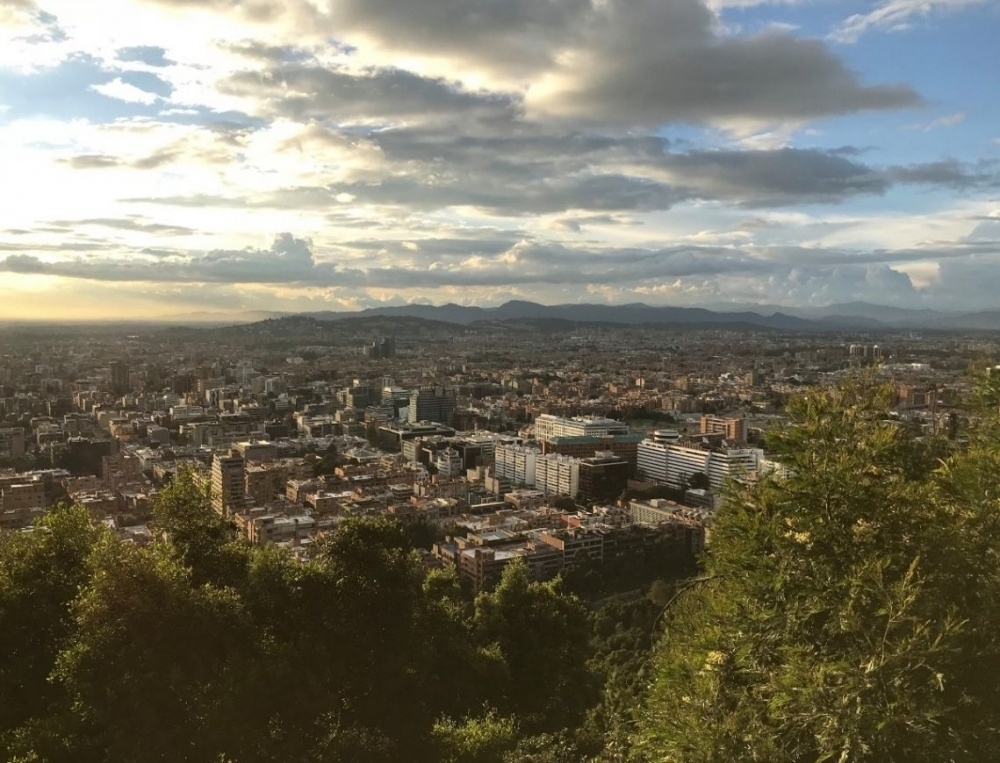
637, 378, 1000, 762
474, 559, 597, 734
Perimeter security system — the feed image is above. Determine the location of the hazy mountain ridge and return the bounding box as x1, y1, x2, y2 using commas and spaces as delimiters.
154, 301, 1000, 331
302, 301, 822, 331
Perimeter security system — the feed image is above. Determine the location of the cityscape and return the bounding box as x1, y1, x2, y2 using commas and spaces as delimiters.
1, 315, 982, 562
2, 0, 999, 760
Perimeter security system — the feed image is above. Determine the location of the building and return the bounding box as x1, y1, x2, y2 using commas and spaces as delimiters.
363, 336, 396, 359
211, 451, 245, 516
637, 438, 671, 483
699, 415, 747, 444
662, 444, 710, 489
533, 414, 629, 442
0, 427, 25, 459
535, 453, 580, 498
706, 448, 762, 491
577, 452, 630, 503
378, 421, 457, 452
109, 361, 130, 394
0, 481, 46, 511
408, 387, 457, 424
233, 440, 278, 463
494, 442, 540, 486
542, 433, 642, 474
637, 441, 763, 492
434, 447, 465, 478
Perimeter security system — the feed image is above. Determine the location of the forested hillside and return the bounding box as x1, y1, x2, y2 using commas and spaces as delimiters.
4, 377, 1000, 762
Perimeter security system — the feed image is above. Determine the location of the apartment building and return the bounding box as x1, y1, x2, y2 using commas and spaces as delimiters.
535, 453, 580, 498
494, 442, 540, 486
211, 451, 245, 516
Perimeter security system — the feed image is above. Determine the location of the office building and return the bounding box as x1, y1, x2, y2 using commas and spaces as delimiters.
533, 414, 629, 442
706, 448, 762, 491
577, 452, 630, 503
542, 433, 642, 474
363, 336, 396, 359
434, 448, 465, 478
109, 361, 130, 394
378, 421, 457, 452
408, 387, 457, 424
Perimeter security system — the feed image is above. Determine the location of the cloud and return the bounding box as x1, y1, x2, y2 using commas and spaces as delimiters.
90, 77, 161, 104
832, 0, 992, 43
48, 217, 195, 235
312, 0, 590, 74
888, 160, 1000, 191
120, 120, 898, 214
64, 154, 123, 169
523, 0, 919, 127
0, 230, 991, 292
177, 0, 919, 129
219, 63, 519, 124
904, 111, 966, 132
659, 148, 890, 206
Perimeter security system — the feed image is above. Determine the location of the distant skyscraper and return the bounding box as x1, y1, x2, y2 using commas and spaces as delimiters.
363, 336, 396, 359
109, 361, 130, 394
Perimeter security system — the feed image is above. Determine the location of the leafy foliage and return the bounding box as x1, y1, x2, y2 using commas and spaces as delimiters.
637, 378, 1000, 762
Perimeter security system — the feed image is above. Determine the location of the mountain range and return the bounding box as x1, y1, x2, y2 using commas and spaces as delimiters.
295, 300, 1000, 332
155, 301, 1000, 332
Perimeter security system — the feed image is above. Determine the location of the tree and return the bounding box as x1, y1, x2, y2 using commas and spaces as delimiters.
474, 559, 597, 734
686, 471, 710, 491
636, 378, 1000, 762
0, 506, 102, 762
53, 537, 255, 763
151, 467, 248, 588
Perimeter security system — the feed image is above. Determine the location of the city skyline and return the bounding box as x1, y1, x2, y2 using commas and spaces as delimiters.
1, 0, 998, 319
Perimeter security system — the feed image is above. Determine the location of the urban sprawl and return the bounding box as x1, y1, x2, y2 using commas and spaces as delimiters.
0, 317, 984, 589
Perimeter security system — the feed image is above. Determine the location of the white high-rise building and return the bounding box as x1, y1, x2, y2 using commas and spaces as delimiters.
663, 444, 711, 488
707, 448, 763, 491
535, 453, 580, 498
637, 439, 671, 483
637, 439, 764, 492
494, 442, 540, 486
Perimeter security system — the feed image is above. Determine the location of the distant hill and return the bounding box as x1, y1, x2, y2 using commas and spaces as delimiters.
157, 300, 1000, 333
302, 301, 826, 331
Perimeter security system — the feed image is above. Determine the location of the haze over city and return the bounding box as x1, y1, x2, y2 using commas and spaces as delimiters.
1, 0, 998, 320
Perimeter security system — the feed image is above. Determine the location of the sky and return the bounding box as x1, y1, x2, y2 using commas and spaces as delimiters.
0, 0, 998, 320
